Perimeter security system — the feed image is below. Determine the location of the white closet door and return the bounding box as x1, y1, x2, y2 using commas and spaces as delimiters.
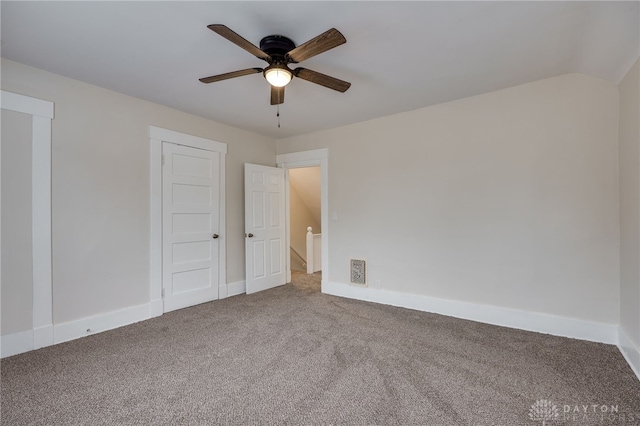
162, 142, 220, 312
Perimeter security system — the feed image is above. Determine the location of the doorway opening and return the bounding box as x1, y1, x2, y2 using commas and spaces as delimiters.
276, 148, 328, 290
289, 167, 321, 273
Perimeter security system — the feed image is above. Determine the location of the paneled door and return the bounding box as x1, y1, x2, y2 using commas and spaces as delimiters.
162, 142, 220, 312
244, 164, 286, 294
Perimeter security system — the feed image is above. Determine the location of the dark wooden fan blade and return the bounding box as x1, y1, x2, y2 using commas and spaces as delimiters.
271, 86, 285, 105
285, 28, 346, 63
208, 24, 271, 61
293, 68, 351, 92
199, 68, 263, 84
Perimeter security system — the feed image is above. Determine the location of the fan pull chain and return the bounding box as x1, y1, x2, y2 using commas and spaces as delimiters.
277, 105, 281, 128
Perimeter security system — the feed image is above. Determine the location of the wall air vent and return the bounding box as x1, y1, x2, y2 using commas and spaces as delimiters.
350, 259, 366, 285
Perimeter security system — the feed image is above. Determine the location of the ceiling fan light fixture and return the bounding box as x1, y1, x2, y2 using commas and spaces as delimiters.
200, 25, 351, 106
264, 65, 292, 87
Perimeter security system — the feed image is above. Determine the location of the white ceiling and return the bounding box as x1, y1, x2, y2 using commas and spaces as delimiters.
1, 2, 638, 139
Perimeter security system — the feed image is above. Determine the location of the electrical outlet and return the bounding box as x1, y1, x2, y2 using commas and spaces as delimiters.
374, 280, 381, 290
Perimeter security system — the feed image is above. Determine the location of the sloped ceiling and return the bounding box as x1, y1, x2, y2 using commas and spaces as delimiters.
1, 1, 638, 138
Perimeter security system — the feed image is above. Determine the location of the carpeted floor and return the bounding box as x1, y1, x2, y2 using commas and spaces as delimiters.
2, 271, 639, 425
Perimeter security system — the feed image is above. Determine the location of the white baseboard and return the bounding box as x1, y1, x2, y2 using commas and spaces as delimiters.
219, 283, 228, 299
149, 299, 163, 318
226, 280, 246, 298
1, 330, 34, 358
323, 281, 618, 344
54, 303, 151, 345
2, 286, 246, 358
6, 281, 633, 382
33, 325, 54, 349
618, 327, 640, 381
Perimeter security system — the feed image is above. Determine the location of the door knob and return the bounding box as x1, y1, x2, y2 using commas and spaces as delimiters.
212, 234, 219, 239
247, 233, 254, 238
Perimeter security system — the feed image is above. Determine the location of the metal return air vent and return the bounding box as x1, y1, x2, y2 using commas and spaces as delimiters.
350, 259, 366, 285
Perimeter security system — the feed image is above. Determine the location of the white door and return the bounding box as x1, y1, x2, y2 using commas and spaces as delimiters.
163, 142, 220, 312
245, 164, 286, 294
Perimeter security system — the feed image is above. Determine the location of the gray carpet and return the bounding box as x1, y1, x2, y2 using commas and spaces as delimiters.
2, 271, 639, 425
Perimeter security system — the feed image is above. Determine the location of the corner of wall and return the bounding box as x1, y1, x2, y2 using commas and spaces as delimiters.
617, 55, 640, 369
618, 326, 640, 381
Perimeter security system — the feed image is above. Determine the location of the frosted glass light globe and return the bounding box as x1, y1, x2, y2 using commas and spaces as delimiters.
265, 67, 292, 87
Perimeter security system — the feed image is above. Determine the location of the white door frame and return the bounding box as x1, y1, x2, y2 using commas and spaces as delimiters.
276, 149, 328, 290
0, 90, 54, 357
149, 126, 227, 316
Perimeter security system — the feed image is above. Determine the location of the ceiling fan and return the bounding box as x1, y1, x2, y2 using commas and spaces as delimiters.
199, 25, 351, 106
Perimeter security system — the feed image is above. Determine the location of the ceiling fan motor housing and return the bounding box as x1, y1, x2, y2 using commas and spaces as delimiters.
259, 35, 296, 60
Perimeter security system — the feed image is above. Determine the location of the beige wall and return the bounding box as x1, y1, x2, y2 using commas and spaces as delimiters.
289, 168, 321, 270
1, 59, 276, 325
1, 109, 34, 335
1, 56, 630, 339
618, 57, 640, 346
278, 73, 620, 324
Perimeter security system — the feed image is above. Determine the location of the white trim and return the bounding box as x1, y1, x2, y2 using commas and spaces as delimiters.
0, 91, 53, 119
276, 148, 328, 164
618, 327, 640, 381
33, 325, 54, 350
277, 148, 329, 291
31, 116, 53, 347
219, 152, 227, 293
283, 167, 291, 283
54, 303, 151, 345
149, 127, 227, 315
1, 91, 54, 350
218, 283, 228, 299
149, 126, 227, 154
226, 280, 246, 297
324, 281, 618, 344
149, 299, 163, 318
1, 330, 34, 358
218, 280, 246, 299
149, 139, 163, 304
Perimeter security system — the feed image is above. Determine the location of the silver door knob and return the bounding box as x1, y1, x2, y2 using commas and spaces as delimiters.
212, 234, 219, 239
247, 233, 254, 238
